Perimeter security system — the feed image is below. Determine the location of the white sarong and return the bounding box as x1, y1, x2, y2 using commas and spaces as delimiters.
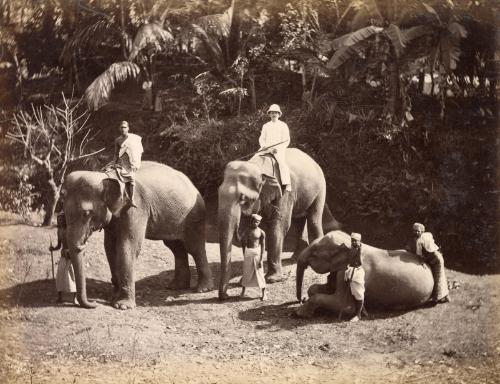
56, 254, 76, 293
241, 248, 266, 289
345, 266, 365, 300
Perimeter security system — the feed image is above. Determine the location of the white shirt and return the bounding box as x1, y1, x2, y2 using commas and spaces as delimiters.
258, 120, 290, 152
117, 133, 143, 170
416, 232, 439, 256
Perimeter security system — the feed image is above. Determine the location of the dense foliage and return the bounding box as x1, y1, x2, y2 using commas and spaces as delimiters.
0, 0, 497, 272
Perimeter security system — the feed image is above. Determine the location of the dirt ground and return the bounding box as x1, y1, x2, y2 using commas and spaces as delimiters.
0, 210, 499, 384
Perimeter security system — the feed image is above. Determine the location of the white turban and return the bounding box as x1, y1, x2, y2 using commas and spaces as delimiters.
350, 232, 362, 241
413, 223, 425, 231
251, 214, 262, 221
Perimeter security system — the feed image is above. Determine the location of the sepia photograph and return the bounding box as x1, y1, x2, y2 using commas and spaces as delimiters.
0, 0, 498, 382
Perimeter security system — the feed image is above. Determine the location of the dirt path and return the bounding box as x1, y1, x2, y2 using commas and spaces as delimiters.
0, 214, 498, 383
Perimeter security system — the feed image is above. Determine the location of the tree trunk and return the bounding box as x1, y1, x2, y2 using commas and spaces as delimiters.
418, 70, 425, 94
43, 175, 60, 226
249, 69, 256, 113
386, 51, 401, 121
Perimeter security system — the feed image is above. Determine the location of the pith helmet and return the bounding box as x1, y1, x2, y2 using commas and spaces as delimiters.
267, 104, 282, 116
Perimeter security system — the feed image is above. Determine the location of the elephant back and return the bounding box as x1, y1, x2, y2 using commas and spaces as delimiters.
364, 249, 434, 308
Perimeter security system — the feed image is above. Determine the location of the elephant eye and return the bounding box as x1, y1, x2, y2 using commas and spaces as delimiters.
82, 210, 92, 218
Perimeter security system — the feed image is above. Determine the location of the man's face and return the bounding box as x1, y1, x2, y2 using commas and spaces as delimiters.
119, 125, 129, 136
268, 111, 280, 121
351, 238, 361, 248
252, 219, 260, 228
413, 228, 423, 238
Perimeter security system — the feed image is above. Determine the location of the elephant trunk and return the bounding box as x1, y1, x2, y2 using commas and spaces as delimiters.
70, 250, 96, 308
296, 257, 308, 302
67, 226, 96, 309
218, 199, 241, 300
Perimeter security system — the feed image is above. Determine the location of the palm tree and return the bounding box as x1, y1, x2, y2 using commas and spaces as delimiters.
61, 2, 173, 111
324, 0, 467, 122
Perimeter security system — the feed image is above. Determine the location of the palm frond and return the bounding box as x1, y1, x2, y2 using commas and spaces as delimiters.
128, 22, 174, 61
85, 62, 141, 111
191, 23, 225, 72
401, 25, 435, 42
332, 26, 383, 50
327, 44, 365, 70
351, 0, 384, 29
385, 24, 406, 57
60, 16, 119, 66
448, 21, 467, 39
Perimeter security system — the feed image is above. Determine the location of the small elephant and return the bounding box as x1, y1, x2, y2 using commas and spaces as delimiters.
62, 161, 213, 309
218, 148, 340, 300
295, 231, 435, 318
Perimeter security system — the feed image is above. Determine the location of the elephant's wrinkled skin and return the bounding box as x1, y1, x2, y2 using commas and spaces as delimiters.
63, 161, 212, 309
218, 148, 340, 300
295, 231, 434, 318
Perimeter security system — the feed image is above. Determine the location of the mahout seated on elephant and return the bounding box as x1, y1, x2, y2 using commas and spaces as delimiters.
295, 231, 438, 318
62, 161, 213, 309
218, 147, 341, 300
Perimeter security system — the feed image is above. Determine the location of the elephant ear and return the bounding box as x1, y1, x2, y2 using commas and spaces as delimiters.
259, 175, 282, 207
102, 178, 126, 216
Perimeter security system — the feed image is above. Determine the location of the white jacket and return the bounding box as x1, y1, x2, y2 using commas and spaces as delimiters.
258, 120, 290, 153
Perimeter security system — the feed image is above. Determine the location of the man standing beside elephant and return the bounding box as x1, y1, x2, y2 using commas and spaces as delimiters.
258, 104, 291, 192
345, 232, 365, 322
114, 121, 143, 207
405, 223, 450, 304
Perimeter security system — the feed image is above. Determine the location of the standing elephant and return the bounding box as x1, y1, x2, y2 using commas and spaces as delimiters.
295, 231, 435, 318
218, 148, 339, 300
63, 161, 213, 309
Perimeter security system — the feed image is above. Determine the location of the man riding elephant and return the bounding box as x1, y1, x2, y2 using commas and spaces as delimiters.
111, 120, 143, 208
258, 104, 291, 192
405, 222, 450, 304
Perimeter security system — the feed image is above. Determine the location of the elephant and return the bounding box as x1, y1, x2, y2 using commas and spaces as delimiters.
62, 161, 213, 309
218, 148, 340, 300
295, 231, 435, 318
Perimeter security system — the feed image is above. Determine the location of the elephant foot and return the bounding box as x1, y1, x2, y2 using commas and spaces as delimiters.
194, 278, 213, 293
218, 291, 230, 301
265, 273, 287, 284
113, 297, 136, 310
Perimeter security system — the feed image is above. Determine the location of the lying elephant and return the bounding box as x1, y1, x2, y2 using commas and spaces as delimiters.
62, 161, 212, 309
295, 231, 435, 318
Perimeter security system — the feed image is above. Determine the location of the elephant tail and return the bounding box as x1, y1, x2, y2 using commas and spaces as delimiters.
323, 203, 342, 232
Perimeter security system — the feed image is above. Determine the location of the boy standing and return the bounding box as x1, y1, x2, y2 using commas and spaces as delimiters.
241, 214, 267, 300
49, 212, 77, 305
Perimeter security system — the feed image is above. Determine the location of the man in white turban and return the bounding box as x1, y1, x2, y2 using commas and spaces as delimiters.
344, 232, 366, 322
114, 121, 143, 207
406, 222, 450, 303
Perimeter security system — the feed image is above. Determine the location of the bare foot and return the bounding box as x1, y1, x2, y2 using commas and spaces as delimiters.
349, 316, 360, 322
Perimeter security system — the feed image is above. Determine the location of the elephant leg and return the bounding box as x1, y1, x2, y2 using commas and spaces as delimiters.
164, 240, 191, 290
104, 228, 119, 302
307, 280, 335, 297
184, 229, 213, 293
114, 237, 142, 310
290, 216, 307, 261
306, 197, 324, 243
296, 292, 353, 319
265, 211, 292, 283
